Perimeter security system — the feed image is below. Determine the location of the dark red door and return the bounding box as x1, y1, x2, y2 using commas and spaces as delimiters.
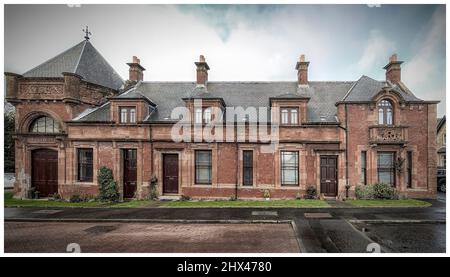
32, 149, 58, 197
163, 154, 179, 194
123, 149, 137, 198
320, 156, 338, 196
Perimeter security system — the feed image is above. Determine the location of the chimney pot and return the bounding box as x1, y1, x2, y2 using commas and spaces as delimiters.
295, 54, 309, 86
195, 55, 210, 86
384, 53, 403, 83
390, 54, 397, 62
127, 56, 146, 82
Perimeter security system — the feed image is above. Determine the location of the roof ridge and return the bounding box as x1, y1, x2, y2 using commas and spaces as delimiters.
22, 40, 85, 76
75, 40, 123, 83
139, 80, 355, 84
341, 76, 362, 101
73, 40, 87, 74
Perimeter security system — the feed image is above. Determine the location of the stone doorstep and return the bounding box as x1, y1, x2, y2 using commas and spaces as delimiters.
158, 195, 181, 201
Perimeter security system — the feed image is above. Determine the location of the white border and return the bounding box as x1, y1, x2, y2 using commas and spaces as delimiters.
1, 0, 448, 257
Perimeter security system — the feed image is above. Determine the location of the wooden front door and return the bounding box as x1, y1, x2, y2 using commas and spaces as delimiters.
320, 155, 338, 196
32, 149, 58, 197
123, 149, 137, 198
163, 154, 179, 194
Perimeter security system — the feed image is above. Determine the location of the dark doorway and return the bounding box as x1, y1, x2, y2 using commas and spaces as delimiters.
320, 155, 338, 197
163, 154, 179, 194
123, 149, 137, 198
32, 149, 58, 197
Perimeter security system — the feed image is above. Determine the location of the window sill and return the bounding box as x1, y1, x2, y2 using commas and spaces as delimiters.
74, 182, 95, 186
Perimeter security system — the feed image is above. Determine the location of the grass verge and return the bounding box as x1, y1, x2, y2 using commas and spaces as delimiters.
5, 192, 329, 208
346, 199, 432, 207
159, 199, 330, 208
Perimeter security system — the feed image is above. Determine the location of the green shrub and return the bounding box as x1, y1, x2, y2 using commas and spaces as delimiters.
305, 185, 317, 199
149, 175, 158, 200
180, 195, 191, 201
373, 183, 397, 199
355, 185, 375, 199
356, 183, 397, 200
97, 166, 119, 202
70, 193, 83, 203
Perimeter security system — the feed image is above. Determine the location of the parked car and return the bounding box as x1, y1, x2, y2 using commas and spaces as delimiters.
437, 166, 446, 192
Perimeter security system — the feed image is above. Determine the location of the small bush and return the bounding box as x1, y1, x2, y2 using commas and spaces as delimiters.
70, 193, 83, 203
98, 166, 119, 202
356, 183, 397, 200
149, 175, 158, 200
49, 193, 62, 201
263, 190, 270, 199
373, 183, 397, 199
355, 185, 375, 199
305, 186, 317, 199
180, 195, 191, 201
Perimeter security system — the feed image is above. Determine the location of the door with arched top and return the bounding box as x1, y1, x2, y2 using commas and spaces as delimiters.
31, 149, 58, 197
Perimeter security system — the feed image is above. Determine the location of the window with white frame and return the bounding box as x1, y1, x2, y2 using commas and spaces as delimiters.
280, 108, 299, 125
378, 100, 393, 125
281, 151, 299, 186
120, 107, 136, 124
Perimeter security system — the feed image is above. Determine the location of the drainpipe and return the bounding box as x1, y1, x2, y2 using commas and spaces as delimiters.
345, 104, 349, 197
235, 140, 239, 200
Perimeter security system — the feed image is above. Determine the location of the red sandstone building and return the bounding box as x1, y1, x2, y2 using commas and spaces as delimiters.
5, 37, 439, 200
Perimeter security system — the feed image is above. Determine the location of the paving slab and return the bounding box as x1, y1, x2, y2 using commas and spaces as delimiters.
5, 222, 301, 253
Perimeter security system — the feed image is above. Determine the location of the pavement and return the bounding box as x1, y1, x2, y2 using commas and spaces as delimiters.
4, 195, 446, 253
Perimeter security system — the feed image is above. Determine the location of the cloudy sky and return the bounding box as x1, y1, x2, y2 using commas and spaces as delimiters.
4, 4, 446, 115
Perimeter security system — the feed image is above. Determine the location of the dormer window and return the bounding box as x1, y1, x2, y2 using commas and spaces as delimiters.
281, 108, 299, 125
194, 107, 213, 124
378, 100, 393, 125
204, 108, 212, 123
120, 107, 136, 124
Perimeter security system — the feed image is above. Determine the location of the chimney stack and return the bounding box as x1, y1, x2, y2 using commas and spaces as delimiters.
295, 54, 309, 86
383, 54, 403, 84
195, 55, 210, 86
127, 56, 146, 82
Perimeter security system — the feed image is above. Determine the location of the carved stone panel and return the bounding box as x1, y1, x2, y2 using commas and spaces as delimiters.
19, 83, 64, 99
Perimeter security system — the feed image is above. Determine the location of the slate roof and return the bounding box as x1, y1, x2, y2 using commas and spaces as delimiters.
437, 115, 446, 132
342, 75, 422, 102
75, 81, 354, 123
73, 74, 426, 124
22, 40, 123, 90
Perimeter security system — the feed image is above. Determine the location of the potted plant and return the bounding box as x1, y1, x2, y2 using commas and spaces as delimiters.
263, 189, 270, 200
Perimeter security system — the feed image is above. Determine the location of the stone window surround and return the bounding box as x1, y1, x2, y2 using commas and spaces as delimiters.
237, 145, 258, 187
153, 148, 183, 196
190, 144, 218, 187
273, 144, 305, 189
73, 144, 97, 185
77, 148, 94, 182
280, 107, 299, 125
119, 106, 137, 124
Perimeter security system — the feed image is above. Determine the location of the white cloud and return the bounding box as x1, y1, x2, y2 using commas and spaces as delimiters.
356, 29, 396, 72
402, 6, 446, 115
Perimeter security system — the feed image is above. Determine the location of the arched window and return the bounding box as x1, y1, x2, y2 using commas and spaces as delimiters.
378, 100, 393, 125
29, 116, 61, 133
